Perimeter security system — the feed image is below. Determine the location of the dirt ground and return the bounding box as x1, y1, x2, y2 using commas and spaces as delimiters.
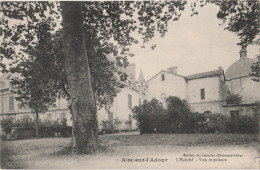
1, 133, 259, 169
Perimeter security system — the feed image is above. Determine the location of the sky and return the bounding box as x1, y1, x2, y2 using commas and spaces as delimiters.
128, 3, 259, 81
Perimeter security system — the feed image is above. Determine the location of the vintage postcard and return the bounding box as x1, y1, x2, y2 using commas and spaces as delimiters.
0, 0, 259, 169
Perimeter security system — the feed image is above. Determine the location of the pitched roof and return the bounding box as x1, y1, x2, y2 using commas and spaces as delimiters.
146, 70, 185, 83
186, 69, 224, 80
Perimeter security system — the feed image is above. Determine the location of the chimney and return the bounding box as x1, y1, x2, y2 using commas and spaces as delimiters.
239, 48, 247, 58
167, 67, 178, 74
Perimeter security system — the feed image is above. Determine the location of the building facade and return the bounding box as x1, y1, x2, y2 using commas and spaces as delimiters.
0, 73, 72, 125
0, 64, 146, 131
97, 63, 146, 130
146, 49, 260, 117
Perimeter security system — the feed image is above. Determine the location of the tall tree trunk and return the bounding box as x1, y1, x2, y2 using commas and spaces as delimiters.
35, 112, 39, 138
61, 2, 99, 154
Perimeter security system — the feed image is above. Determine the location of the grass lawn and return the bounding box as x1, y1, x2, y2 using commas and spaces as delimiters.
1, 133, 259, 169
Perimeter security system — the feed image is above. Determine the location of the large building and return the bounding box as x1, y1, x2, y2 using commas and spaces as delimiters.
0, 64, 146, 131
146, 48, 260, 117
0, 73, 72, 125
97, 63, 146, 130
146, 66, 228, 113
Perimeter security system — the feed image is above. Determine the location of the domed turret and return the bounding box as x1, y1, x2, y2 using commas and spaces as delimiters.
225, 48, 256, 80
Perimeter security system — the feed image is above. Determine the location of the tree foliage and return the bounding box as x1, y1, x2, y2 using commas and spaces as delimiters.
0, 1, 187, 108
133, 98, 167, 134
11, 21, 57, 113
192, 0, 259, 82
192, 0, 259, 48
166, 96, 192, 133
1, 1, 189, 154
226, 93, 242, 105
250, 60, 260, 82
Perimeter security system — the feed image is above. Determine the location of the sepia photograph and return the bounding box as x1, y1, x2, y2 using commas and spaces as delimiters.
0, 0, 259, 169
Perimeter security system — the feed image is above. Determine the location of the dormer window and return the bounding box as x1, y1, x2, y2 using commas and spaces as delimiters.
161, 74, 165, 81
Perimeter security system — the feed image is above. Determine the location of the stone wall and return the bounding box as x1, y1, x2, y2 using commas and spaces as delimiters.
222, 106, 256, 117
189, 101, 224, 114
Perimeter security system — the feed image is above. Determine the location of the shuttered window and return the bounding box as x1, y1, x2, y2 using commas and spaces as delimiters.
139, 98, 142, 105
9, 96, 14, 111
128, 94, 132, 109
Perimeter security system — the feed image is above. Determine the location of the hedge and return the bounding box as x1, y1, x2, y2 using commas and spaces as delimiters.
133, 97, 258, 134
0, 116, 72, 138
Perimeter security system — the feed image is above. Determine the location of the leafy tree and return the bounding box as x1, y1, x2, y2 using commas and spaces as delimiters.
192, 0, 259, 48
250, 60, 260, 82
11, 20, 57, 138
192, 0, 259, 82
1, 1, 187, 153
0, 117, 14, 134
133, 98, 166, 134
166, 96, 191, 133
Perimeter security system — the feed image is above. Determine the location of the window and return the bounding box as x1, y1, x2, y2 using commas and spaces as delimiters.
47, 113, 52, 121
161, 93, 166, 100
200, 89, 205, 100
9, 96, 14, 111
60, 112, 66, 120
161, 74, 165, 81
139, 98, 142, 105
128, 94, 132, 109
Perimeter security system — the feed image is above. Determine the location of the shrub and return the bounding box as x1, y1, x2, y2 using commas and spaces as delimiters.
0, 117, 14, 133
198, 114, 258, 134
154, 112, 171, 133
113, 117, 123, 132
1, 117, 71, 138
203, 114, 230, 133
236, 115, 258, 134
14, 116, 35, 129
100, 120, 110, 134
226, 94, 242, 105
133, 98, 166, 134
166, 96, 193, 133
99, 118, 124, 134
133, 97, 210, 134
38, 119, 70, 137
187, 112, 207, 133
133, 97, 259, 134
125, 120, 132, 131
